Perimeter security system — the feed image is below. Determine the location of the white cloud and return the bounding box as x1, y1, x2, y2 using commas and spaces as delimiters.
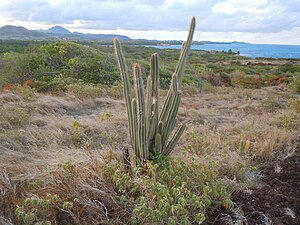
212, 0, 268, 14
163, 0, 195, 8
0, 0, 299, 44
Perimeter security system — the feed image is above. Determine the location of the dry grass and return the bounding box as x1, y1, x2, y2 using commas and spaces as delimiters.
0, 85, 298, 224
0, 150, 132, 224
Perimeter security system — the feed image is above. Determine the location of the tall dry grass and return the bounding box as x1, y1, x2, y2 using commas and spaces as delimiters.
0, 85, 298, 224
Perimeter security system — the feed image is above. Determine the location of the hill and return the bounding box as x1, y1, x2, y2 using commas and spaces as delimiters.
0, 25, 131, 41
0, 25, 48, 40
46, 25, 72, 34
0, 25, 249, 44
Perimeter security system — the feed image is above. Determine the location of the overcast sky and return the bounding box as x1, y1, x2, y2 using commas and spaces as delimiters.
0, 0, 299, 44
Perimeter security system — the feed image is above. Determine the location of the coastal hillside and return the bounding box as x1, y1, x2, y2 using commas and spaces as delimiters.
0, 40, 299, 224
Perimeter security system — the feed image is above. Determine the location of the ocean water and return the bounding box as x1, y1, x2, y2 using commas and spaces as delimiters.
147, 43, 300, 59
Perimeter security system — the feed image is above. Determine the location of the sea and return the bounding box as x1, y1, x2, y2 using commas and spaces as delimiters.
147, 43, 300, 59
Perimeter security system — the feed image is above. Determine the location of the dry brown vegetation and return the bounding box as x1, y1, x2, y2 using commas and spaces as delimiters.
0, 81, 299, 224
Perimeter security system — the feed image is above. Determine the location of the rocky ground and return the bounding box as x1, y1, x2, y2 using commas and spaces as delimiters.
213, 137, 300, 225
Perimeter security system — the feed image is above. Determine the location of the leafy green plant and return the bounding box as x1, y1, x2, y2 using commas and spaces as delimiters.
15, 193, 74, 225
65, 121, 87, 146
114, 17, 195, 164
105, 155, 231, 225
101, 111, 112, 121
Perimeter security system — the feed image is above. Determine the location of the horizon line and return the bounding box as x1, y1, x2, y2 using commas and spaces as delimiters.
1, 24, 300, 46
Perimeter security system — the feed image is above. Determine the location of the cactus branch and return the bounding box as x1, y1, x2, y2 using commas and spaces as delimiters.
114, 17, 195, 164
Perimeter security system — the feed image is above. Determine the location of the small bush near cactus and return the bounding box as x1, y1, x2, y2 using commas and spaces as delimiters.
105, 154, 232, 225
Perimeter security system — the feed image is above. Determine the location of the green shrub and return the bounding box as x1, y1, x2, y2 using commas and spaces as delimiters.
64, 121, 87, 147
105, 156, 232, 225
278, 63, 300, 74
262, 98, 284, 112
219, 72, 232, 86
289, 76, 300, 93
12, 85, 37, 101
15, 193, 74, 225
30, 77, 79, 94
106, 82, 124, 99
232, 76, 264, 88
1, 52, 33, 85
67, 83, 104, 99
1, 41, 120, 87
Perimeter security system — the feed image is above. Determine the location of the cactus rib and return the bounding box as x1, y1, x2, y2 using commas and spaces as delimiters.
114, 17, 195, 164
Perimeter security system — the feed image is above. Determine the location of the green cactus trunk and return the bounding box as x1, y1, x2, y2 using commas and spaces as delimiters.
114, 17, 195, 164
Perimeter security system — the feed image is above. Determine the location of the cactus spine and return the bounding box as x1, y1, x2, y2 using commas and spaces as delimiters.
114, 17, 195, 164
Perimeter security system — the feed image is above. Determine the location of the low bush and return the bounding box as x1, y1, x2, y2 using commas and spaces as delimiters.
12, 85, 37, 101
262, 98, 284, 112
105, 154, 232, 225
278, 62, 300, 74
0, 152, 232, 225
289, 76, 300, 93
30, 77, 79, 94
106, 82, 124, 99
232, 76, 264, 88
63, 121, 87, 147
67, 83, 104, 99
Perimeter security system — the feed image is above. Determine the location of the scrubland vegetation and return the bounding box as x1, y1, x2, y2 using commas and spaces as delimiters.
0, 37, 299, 224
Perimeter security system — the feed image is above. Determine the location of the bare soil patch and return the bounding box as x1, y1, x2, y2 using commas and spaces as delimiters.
213, 137, 300, 225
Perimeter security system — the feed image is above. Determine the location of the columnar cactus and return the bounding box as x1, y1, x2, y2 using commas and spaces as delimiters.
114, 17, 195, 164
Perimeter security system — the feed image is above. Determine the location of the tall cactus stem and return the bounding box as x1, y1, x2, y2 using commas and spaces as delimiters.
114, 17, 195, 163
114, 39, 135, 148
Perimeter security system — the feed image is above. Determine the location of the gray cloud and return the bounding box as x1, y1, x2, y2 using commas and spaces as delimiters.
0, 0, 299, 33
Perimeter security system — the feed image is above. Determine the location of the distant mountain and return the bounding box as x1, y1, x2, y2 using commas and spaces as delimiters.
47, 26, 71, 34
130, 39, 250, 46
0, 25, 48, 40
0, 25, 131, 41
0, 25, 249, 44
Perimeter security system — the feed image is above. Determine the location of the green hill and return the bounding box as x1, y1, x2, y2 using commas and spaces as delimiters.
0, 25, 131, 41
0, 25, 49, 40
